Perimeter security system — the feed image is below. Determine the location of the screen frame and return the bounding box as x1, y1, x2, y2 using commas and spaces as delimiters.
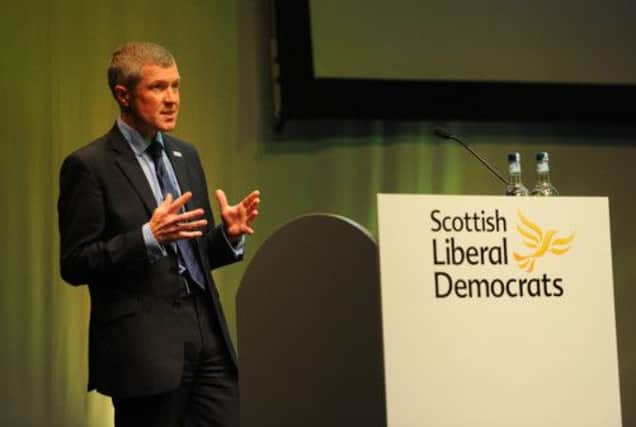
274, 0, 636, 126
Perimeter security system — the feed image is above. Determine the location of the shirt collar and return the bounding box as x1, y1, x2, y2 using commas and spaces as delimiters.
116, 117, 164, 156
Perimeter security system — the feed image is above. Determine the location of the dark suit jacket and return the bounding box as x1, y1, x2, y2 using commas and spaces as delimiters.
58, 124, 241, 398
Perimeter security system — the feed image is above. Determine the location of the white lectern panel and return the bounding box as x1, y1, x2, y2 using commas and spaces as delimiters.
378, 195, 621, 427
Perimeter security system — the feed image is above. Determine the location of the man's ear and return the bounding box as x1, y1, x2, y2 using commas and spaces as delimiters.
114, 85, 131, 108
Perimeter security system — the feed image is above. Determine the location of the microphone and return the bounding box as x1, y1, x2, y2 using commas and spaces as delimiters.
433, 126, 509, 186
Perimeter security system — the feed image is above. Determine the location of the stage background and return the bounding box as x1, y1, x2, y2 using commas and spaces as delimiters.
1, 0, 634, 425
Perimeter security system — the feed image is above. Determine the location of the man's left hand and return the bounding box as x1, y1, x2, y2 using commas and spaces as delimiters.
215, 189, 261, 239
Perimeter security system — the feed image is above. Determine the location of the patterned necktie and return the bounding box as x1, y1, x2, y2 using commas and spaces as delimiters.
147, 141, 205, 289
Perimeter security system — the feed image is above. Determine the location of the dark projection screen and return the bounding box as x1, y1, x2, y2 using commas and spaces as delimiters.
310, 0, 636, 85
274, 0, 636, 125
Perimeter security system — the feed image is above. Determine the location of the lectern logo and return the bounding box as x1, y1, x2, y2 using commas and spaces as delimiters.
513, 210, 575, 273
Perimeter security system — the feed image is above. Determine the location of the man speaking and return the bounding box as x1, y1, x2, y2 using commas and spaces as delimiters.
58, 41, 259, 427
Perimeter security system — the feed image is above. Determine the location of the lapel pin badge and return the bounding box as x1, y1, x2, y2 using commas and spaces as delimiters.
172, 151, 183, 158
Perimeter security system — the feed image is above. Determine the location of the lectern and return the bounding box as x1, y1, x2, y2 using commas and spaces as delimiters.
377, 194, 621, 427
237, 214, 385, 427
238, 195, 622, 427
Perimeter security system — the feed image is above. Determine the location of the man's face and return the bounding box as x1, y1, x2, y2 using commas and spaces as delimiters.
120, 63, 180, 138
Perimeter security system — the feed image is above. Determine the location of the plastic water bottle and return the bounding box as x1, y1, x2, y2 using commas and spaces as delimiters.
530, 152, 559, 196
505, 152, 529, 196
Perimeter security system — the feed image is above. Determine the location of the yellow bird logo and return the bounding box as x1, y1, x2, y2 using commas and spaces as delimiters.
513, 210, 575, 273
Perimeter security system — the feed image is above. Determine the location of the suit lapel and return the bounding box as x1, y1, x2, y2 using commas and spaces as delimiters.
163, 137, 211, 282
108, 126, 157, 215
163, 138, 193, 208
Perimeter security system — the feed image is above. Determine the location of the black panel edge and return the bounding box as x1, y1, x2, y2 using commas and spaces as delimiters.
274, 0, 636, 129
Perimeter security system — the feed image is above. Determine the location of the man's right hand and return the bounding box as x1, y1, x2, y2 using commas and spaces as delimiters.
148, 192, 207, 244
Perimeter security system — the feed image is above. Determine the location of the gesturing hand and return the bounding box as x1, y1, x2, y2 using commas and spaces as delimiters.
149, 192, 207, 244
215, 189, 261, 238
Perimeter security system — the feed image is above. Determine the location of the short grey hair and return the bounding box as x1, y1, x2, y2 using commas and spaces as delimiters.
107, 41, 175, 97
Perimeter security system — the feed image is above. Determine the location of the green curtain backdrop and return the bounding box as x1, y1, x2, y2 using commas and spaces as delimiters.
1, 1, 635, 426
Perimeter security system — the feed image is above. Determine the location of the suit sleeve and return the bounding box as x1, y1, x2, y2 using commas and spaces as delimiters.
58, 154, 148, 285
206, 225, 243, 269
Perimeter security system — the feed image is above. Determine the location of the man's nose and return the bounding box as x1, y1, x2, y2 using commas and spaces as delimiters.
164, 88, 178, 103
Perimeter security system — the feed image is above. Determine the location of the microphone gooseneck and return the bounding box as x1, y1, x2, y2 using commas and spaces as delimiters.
433, 127, 510, 186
